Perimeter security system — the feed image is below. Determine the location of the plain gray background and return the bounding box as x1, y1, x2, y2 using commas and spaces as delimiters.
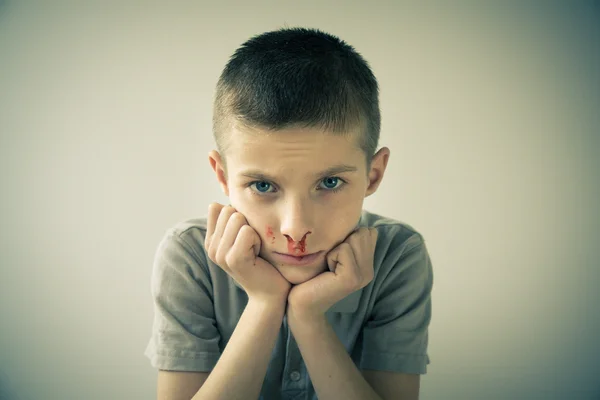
1, 1, 599, 399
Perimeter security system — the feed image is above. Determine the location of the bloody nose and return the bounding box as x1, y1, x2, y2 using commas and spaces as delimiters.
285, 232, 311, 255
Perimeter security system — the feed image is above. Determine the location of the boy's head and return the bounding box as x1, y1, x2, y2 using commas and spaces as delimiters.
209, 27, 390, 284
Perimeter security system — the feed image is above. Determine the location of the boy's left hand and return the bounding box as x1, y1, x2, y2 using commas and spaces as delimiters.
287, 227, 378, 320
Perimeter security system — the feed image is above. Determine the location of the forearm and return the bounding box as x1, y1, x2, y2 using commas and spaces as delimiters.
193, 299, 285, 400
287, 311, 383, 400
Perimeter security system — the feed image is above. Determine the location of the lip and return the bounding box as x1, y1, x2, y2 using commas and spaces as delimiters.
272, 251, 323, 266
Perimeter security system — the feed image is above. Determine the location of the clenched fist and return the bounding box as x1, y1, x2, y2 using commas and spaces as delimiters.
204, 203, 292, 305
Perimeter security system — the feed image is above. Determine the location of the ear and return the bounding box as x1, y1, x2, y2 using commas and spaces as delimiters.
365, 147, 390, 198
208, 150, 230, 196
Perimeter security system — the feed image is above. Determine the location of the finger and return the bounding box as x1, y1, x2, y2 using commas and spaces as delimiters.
228, 224, 261, 267
214, 205, 236, 237
352, 227, 377, 275
345, 227, 369, 250
205, 203, 224, 249
327, 242, 358, 275
370, 227, 379, 250
209, 205, 236, 258
342, 241, 362, 285
217, 212, 248, 265
326, 246, 339, 272
354, 228, 377, 284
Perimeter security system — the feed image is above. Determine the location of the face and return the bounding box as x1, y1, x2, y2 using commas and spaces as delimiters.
209, 125, 389, 285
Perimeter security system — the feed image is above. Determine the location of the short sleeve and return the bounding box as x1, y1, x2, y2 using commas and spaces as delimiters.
144, 229, 221, 372
360, 234, 433, 374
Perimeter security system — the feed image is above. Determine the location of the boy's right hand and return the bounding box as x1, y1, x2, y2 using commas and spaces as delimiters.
204, 203, 292, 305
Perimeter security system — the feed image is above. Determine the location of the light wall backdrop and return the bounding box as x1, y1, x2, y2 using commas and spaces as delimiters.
1, 1, 599, 399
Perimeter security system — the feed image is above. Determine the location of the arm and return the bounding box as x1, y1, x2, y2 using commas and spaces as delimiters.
191, 298, 286, 400
283, 231, 430, 400
362, 370, 420, 400
157, 370, 209, 400
287, 311, 383, 400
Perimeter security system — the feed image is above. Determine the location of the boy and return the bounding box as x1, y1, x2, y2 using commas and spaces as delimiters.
145, 27, 433, 400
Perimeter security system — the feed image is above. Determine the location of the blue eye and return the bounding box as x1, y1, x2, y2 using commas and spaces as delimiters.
252, 181, 273, 193
320, 177, 342, 190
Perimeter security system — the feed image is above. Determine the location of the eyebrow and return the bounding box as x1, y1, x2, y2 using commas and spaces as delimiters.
239, 164, 358, 182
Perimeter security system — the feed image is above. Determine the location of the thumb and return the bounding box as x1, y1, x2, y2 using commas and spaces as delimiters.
326, 243, 355, 273
326, 246, 341, 273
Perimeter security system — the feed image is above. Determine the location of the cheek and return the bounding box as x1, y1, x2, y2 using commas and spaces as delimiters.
236, 209, 276, 244
324, 198, 363, 231
328, 190, 363, 214
265, 224, 276, 244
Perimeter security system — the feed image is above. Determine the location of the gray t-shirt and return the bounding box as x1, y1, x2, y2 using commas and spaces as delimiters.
144, 209, 433, 399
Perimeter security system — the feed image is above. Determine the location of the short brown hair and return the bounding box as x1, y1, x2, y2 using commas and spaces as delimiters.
213, 27, 381, 167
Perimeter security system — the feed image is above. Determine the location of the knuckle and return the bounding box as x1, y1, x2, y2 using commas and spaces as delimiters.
224, 251, 239, 268
340, 242, 352, 252
207, 247, 217, 263
208, 202, 221, 212
230, 212, 247, 225
215, 247, 228, 266
237, 225, 255, 242
226, 248, 249, 269
218, 206, 234, 221
222, 205, 236, 215
369, 227, 378, 240
239, 223, 251, 231
359, 227, 371, 238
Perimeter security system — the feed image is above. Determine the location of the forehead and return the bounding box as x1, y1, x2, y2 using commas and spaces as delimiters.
225, 126, 365, 176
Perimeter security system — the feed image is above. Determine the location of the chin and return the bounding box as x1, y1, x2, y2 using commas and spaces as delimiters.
277, 262, 327, 285
286, 274, 318, 286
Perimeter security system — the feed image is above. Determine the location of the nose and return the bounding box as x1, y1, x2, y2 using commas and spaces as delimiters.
279, 199, 314, 243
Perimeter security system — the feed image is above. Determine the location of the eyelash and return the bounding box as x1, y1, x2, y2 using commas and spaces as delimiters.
247, 177, 347, 196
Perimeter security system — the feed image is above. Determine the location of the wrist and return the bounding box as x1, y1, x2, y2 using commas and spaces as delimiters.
247, 294, 288, 312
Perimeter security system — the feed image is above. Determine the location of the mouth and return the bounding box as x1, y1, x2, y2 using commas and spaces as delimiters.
272, 251, 323, 266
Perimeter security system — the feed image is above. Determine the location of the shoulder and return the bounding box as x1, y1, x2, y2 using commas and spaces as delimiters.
157, 217, 210, 254
359, 210, 431, 290
150, 216, 213, 280
166, 216, 210, 241
359, 209, 426, 257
